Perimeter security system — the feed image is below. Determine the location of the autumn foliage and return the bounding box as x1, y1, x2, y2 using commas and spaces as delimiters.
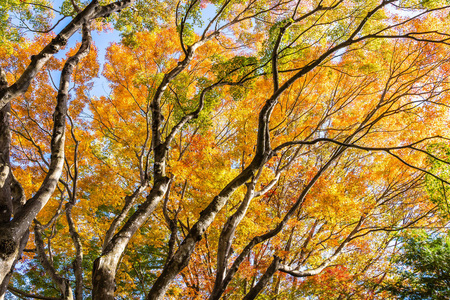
1, 0, 450, 299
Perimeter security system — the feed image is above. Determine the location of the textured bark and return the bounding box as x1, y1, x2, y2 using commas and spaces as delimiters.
0, 68, 13, 299
101, 185, 147, 251
0, 106, 11, 225
92, 254, 118, 300
162, 179, 179, 266
212, 180, 256, 295
0, 230, 30, 299
92, 28, 220, 300
66, 206, 83, 300
10, 172, 26, 215
0, 68, 10, 225
0, 172, 25, 298
0, 18, 92, 298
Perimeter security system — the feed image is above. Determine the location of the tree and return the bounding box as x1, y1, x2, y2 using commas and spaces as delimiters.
381, 143, 450, 300
2, 0, 450, 299
0, 0, 53, 50
383, 232, 450, 300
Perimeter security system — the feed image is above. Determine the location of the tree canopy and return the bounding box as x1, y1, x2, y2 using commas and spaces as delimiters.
384, 231, 450, 300
1, 0, 450, 299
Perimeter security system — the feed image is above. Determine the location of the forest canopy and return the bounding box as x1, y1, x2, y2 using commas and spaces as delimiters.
1, 0, 450, 299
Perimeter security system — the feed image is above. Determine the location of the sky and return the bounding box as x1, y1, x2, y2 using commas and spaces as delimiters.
47, 1, 122, 98
24, 0, 219, 98
12, 0, 124, 98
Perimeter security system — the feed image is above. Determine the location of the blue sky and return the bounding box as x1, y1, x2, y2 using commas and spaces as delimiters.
48, 7, 121, 98
40, 1, 218, 98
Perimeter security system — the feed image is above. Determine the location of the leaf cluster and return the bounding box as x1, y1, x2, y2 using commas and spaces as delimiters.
425, 143, 450, 217
0, 0, 53, 49
384, 232, 450, 300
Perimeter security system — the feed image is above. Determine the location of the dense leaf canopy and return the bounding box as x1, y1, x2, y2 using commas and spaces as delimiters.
1, 0, 450, 299
384, 232, 450, 300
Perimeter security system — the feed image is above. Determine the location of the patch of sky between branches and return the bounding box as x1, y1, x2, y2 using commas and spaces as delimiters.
41, 0, 119, 99
51, 1, 218, 100
330, 2, 424, 64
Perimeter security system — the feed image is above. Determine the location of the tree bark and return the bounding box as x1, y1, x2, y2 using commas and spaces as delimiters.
66, 206, 83, 300
0, 67, 14, 300
0, 18, 92, 298
92, 28, 221, 300
92, 177, 170, 300
0, 102, 11, 224
0, 230, 28, 300
212, 180, 256, 295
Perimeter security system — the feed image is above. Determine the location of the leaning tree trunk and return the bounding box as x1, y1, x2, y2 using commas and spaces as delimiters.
91, 31, 220, 300
0, 13, 96, 298
0, 2, 136, 298
0, 67, 14, 299
92, 177, 170, 300
0, 98, 29, 299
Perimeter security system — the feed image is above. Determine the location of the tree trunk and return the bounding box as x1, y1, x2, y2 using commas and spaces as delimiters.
92, 177, 170, 299
0, 230, 28, 300
0, 104, 11, 224
92, 255, 118, 300
243, 256, 281, 300
0, 68, 14, 299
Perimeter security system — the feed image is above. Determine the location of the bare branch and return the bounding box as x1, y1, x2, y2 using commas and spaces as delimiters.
8, 285, 62, 300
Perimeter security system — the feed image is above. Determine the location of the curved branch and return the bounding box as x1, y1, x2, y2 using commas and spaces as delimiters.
11, 21, 92, 237
34, 223, 73, 299
278, 215, 365, 277
0, 0, 99, 110
101, 184, 148, 251
8, 285, 62, 300
163, 81, 242, 150
0, 0, 137, 110
242, 256, 282, 300
273, 136, 450, 184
